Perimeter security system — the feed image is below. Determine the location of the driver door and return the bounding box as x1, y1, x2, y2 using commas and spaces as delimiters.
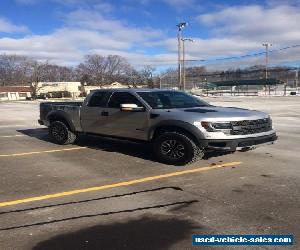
102, 91, 149, 140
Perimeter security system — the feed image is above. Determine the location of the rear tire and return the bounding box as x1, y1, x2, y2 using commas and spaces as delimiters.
49, 121, 77, 145
153, 132, 204, 165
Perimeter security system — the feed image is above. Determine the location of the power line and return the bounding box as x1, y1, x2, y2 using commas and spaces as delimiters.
185, 44, 300, 62
155, 66, 299, 77
134, 44, 300, 66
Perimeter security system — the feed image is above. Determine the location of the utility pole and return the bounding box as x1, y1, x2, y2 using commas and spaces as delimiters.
177, 22, 187, 90
182, 38, 194, 91
295, 68, 299, 87
182, 38, 185, 91
262, 43, 272, 95
296, 68, 299, 94
205, 78, 208, 96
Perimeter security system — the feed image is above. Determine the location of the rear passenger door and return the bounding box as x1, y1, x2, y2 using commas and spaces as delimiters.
80, 91, 112, 134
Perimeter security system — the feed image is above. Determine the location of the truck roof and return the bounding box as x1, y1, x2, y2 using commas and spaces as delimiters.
92, 88, 179, 93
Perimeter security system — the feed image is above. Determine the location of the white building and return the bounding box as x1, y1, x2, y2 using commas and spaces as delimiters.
35, 82, 82, 98
0, 86, 31, 101
102, 82, 129, 89
82, 82, 130, 95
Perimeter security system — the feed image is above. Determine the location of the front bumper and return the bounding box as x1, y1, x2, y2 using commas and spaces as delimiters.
201, 133, 277, 151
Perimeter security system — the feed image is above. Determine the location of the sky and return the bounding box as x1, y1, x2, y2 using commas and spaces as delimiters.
0, 0, 299, 71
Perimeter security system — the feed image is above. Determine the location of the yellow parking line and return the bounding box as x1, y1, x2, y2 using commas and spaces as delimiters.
0, 161, 241, 208
0, 147, 87, 157
0, 135, 25, 138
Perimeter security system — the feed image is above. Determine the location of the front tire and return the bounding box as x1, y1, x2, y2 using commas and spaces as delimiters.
153, 132, 204, 165
49, 121, 77, 145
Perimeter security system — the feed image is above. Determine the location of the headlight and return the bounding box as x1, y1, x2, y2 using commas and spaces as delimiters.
268, 116, 273, 128
196, 121, 232, 132
211, 122, 232, 130
200, 121, 215, 132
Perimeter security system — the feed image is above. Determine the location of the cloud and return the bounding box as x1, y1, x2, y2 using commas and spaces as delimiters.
0, 17, 28, 33
190, 4, 300, 68
3, 2, 300, 70
64, 9, 163, 43
0, 9, 165, 66
164, 37, 259, 57
197, 5, 300, 44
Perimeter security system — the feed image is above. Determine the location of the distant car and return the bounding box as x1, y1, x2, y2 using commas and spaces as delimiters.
39, 89, 277, 165
36, 94, 48, 100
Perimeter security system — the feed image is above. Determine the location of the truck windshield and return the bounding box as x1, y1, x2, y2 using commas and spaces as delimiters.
137, 91, 209, 109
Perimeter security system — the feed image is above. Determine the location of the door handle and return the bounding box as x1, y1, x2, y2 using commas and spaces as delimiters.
101, 111, 109, 116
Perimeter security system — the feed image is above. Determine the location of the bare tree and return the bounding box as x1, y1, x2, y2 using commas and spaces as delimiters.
139, 65, 156, 88
0, 54, 76, 89
0, 54, 31, 86
105, 55, 132, 83
29, 61, 46, 98
75, 54, 133, 85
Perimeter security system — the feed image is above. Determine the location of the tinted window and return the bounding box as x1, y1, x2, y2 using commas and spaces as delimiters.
137, 91, 209, 109
88, 91, 111, 107
108, 92, 143, 108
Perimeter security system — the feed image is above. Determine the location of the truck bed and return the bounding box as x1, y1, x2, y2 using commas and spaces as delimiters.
40, 101, 83, 107
39, 101, 83, 130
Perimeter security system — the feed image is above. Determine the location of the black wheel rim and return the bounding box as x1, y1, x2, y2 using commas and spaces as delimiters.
52, 124, 67, 141
161, 139, 185, 159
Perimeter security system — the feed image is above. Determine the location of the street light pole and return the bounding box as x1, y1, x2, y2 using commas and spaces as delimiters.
177, 22, 187, 90
295, 68, 299, 94
177, 28, 182, 90
182, 38, 194, 91
182, 38, 185, 90
262, 42, 272, 95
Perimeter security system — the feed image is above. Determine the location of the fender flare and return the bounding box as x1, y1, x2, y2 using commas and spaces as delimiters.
46, 110, 76, 132
148, 120, 205, 143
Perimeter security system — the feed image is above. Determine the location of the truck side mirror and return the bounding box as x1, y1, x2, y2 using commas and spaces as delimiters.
120, 104, 145, 112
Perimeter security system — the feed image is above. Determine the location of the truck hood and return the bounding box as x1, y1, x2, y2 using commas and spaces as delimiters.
154, 106, 269, 122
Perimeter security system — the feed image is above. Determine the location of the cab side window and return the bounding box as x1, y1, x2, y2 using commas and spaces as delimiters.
88, 91, 111, 107
108, 92, 143, 108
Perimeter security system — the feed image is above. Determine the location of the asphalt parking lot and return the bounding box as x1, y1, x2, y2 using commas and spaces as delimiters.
0, 96, 299, 250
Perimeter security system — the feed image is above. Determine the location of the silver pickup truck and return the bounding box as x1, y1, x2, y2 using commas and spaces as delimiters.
39, 89, 277, 165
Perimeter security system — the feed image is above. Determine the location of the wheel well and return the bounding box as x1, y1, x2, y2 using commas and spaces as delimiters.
152, 126, 199, 145
48, 115, 71, 130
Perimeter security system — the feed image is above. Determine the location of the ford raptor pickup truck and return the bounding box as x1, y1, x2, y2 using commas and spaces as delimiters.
38, 89, 277, 165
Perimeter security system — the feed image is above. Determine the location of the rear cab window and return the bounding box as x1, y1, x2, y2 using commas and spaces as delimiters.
88, 91, 112, 107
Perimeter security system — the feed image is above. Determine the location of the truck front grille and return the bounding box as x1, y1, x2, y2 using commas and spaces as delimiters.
230, 118, 272, 135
